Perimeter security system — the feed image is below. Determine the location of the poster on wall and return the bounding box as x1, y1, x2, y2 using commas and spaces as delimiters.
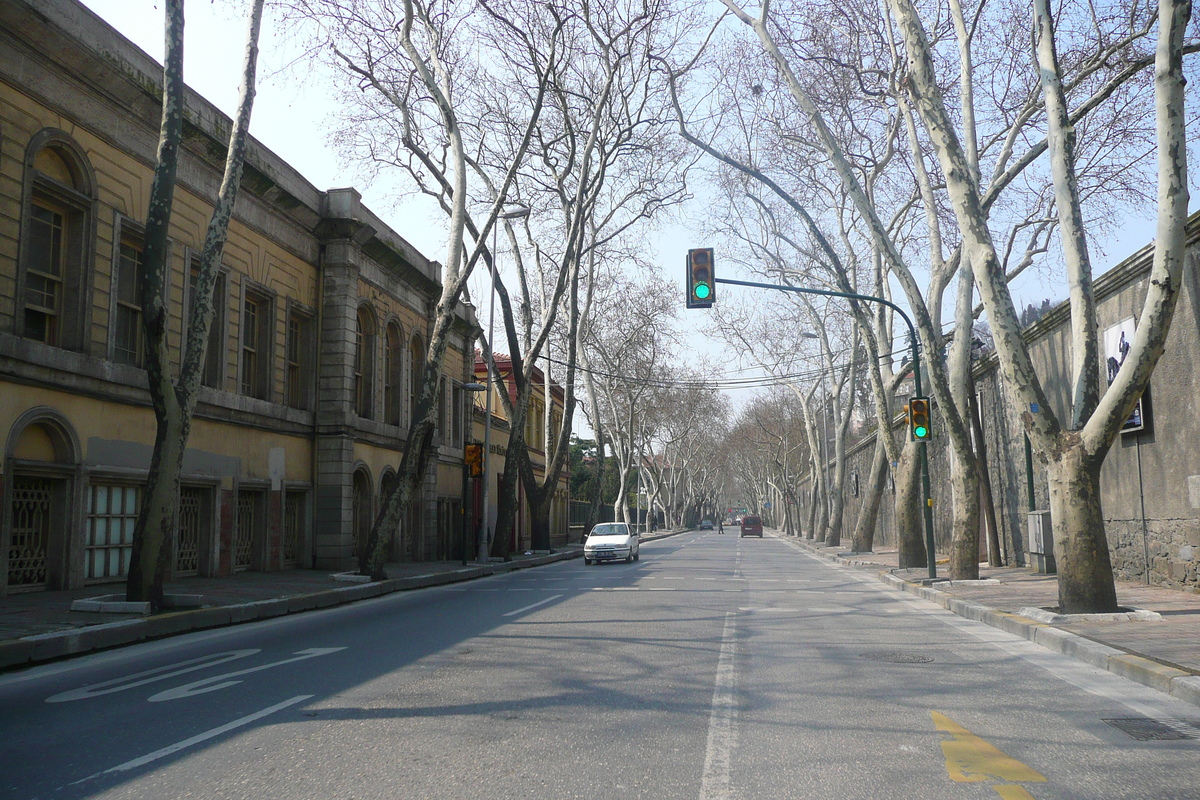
1103, 317, 1149, 434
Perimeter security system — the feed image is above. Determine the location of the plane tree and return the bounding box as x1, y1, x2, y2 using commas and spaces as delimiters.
672, 0, 1192, 590
127, 0, 267, 610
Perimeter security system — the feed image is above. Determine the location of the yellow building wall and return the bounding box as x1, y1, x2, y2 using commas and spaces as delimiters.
1, 384, 313, 483
1, 83, 320, 395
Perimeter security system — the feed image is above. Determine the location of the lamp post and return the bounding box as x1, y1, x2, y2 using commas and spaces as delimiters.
477, 204, 530, 562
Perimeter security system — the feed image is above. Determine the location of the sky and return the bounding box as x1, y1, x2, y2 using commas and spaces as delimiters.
76, 0, 1190, 434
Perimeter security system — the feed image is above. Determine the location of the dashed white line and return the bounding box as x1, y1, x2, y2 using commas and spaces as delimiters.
502, 594, 563, 617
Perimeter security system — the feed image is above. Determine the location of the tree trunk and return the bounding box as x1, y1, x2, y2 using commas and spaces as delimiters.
126, 408, 186, 609
492, 432, 525, 560
1048, 440, 1119, 613
825, 480, 843, 548
127, 0, 264, 608
851, 435, 889, 553
968, 388, 1003, 566
894, 440, 926, 569
948, 452, 980, 580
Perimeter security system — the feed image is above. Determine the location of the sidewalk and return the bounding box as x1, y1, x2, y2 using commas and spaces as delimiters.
782, 533, 1200, 708
0, 528, 690, 672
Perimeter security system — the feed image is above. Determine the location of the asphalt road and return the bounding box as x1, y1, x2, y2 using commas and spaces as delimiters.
3, 531, 1199, 799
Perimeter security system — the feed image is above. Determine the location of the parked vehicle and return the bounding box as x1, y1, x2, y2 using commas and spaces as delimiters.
739, 515, 763, 538
699, 519, 713, 530
584, 523, 640, 564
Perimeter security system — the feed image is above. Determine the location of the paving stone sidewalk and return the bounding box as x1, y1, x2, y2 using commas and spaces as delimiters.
783, 534, 1200, 707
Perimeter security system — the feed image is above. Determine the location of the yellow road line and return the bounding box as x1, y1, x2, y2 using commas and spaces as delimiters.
932, 711, 1046, 784
993, 785, 1039, 799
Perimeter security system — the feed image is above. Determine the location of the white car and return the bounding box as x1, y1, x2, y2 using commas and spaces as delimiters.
584, 522, 640, 565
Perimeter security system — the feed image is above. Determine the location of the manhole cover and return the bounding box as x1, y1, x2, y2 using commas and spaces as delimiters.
859, 651, 935, 664
1102, 718, 1200, 741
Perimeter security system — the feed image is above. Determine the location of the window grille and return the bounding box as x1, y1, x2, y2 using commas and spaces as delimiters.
176, 487, 203, 575
235, 491, 258, 571
9, 477, 52, 587
86, 484, 139, 580
284, 491, 305, 566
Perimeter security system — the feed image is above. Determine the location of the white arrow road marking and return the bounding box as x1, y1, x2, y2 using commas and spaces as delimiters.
502, 594, 563, 617
147, 648, 346, 702
46, 650, 260, 703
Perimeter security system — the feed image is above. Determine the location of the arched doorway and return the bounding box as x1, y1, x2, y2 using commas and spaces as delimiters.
4, 408, 81, 592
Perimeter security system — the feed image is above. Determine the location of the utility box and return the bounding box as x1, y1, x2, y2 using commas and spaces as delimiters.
1027, 510, 1056, 574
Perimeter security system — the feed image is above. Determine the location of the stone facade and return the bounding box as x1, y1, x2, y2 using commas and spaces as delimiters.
0, 0, 477, 594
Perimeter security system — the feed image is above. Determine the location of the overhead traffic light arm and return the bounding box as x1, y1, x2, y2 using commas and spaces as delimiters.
711, 275, 939, 580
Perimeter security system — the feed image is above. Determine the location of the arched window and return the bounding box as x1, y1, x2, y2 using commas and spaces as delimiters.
19, 132, 96, 351
355, 306, 376, 419
384, 321, 403, 426
409, 335, 424, 427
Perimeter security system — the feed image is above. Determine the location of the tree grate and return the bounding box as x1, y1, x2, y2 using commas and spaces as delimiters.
1102, 718, 1200, 741
858, 651, 935, 664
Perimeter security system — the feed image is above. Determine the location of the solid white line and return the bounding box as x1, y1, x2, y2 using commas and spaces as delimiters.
502, 594, 563, 617
699, 611, 739, 800
104, 695, 312, 773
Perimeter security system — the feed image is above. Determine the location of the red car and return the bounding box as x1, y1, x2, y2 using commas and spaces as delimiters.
739, 515, 763, 537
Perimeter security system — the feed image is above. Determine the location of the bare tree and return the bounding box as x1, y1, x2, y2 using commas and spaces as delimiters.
289, 0, 555, 577
126, 0, 266, 610
888, 0, 1195, 611
673, 0, 1192, 590
475, 0, 692, 554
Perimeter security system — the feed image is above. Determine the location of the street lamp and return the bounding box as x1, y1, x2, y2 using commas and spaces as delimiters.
477, 203, 530, 562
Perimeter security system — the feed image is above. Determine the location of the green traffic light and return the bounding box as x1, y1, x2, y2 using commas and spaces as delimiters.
914, 425, 928, 438
694, 283, 711, 299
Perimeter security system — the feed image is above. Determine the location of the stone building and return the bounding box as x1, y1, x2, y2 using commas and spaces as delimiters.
0, 0, 478, 594
818, 211, 1200, 591
470, 353, 571, 554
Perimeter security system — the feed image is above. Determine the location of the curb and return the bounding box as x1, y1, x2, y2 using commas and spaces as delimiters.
776, 533, 1200, 709
0, 549, 582, 672
878, 571, 1200, 708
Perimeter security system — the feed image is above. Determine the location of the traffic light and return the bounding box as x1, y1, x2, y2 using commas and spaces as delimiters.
464, 443, 483, 476
686, 248, 715, 308
908, 397, 931, 441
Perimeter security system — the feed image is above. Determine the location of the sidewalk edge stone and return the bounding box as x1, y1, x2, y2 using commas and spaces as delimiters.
880, 570, 1199, 706
2, 548, 582, 671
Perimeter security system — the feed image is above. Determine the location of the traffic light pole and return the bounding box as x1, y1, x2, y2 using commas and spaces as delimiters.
715, 277, 938, 579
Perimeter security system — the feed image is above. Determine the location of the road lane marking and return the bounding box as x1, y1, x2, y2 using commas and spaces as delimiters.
993, 787, 1039, 799
932, 711, 1045, 784
699, 611, 739, 800
47, 650, 260, 703
147, 648, 346, 702
503, 594, 563, 617
104, 695, 313, 774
